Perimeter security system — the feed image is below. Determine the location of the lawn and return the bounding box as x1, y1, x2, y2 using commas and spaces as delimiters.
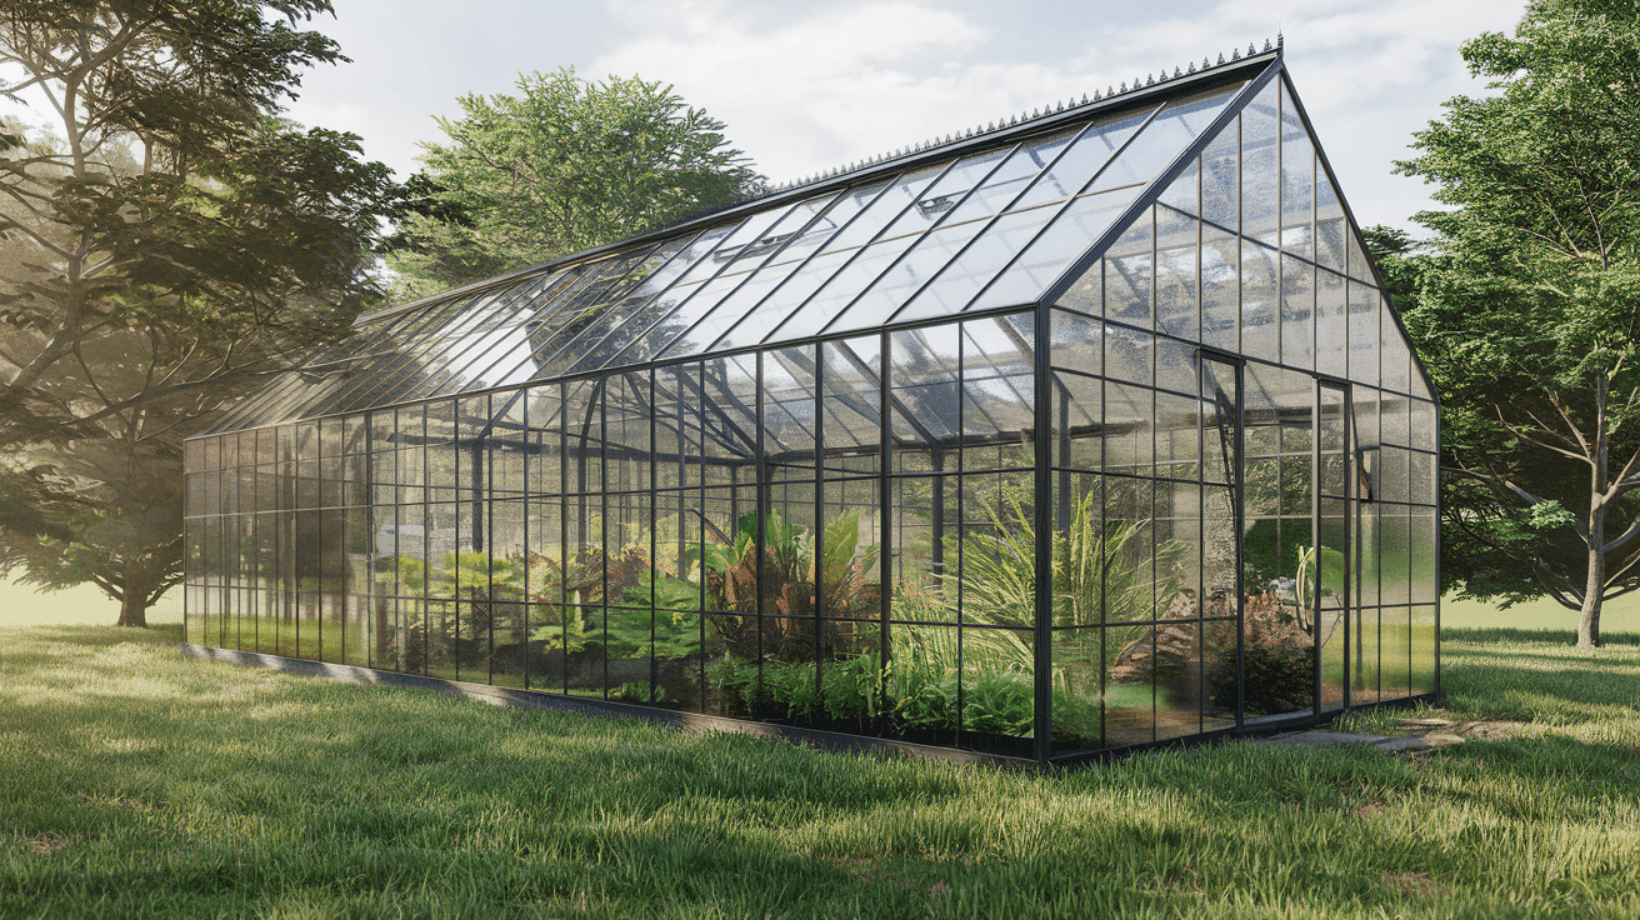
1, 598, 1638, 919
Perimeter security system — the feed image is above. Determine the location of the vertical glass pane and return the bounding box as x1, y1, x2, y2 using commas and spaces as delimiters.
1316, 269, 1347, 379
1201, 123, 1238, 230
1280, 80, 1315, 260
1281, 253, 1315, 372
1103, 207, 1153, 329
1201, 226, 1239, 353
1239, 81, 1281, 242
1348, 281, 1380, 388
1240, 241, 1281, 364
1241, 364, 1316, 719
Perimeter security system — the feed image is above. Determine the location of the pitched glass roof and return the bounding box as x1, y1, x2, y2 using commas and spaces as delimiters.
208, 52, 1274, 435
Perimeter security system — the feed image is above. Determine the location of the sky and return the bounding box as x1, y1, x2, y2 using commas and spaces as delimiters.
263, 0, 1530, 238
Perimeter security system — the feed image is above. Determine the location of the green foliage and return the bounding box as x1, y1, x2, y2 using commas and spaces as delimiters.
386, 67, 763, 293
0, 2, 396, 625
1396, 0, 1640, 648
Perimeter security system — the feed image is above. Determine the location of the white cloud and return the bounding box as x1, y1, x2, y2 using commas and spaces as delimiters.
589, 0, 1525, 232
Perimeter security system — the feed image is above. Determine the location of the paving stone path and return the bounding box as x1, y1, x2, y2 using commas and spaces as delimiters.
1267, 717, 1527, 754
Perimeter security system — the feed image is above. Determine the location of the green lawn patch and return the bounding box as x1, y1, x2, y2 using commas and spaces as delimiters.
2, 623, 1637, 919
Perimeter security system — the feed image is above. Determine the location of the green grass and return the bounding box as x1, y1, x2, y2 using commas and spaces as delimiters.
3, 616, 1639, 918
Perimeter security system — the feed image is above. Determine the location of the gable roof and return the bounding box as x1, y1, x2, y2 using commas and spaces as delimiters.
208, 43, 1297, 435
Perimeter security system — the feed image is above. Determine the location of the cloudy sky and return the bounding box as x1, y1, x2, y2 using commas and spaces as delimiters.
271, 0, 1528, 236
5, 0, 1529, 236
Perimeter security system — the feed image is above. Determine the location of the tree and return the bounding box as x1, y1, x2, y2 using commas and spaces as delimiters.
1397, 0, 1640, 649
385, 67, 763, 294
0, 2, 397, 626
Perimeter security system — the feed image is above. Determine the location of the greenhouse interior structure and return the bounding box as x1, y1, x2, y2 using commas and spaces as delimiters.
183, 43, 1439, 764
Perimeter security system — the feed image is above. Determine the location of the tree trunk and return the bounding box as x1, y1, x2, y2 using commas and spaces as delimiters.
1581, 372, 1609, 651
1579, 541, 1604, 651
117, 589, 149, 628
116, 563, 151, 629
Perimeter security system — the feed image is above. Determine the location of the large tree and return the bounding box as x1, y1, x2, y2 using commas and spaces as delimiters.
386, 67, 762, 294
1397, 0, 1640, 649
0, 1, 396, 626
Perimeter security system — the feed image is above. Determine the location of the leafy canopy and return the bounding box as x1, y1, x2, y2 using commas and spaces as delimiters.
0, 1, 396, 624
1397, 0, 1640, 647
385, 67, 762, 294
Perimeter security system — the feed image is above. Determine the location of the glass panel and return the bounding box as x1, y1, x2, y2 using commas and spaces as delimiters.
944, 127, 1078, 225
1011, 106, 1155, 210
1381, 298, 1413, 394
1239, 240, 1280, 363
1087, 84, 1243, 196
1200, 122, 1238, 231
1316, 269, 1347, 379
890, 205, 1061, 325
543, 223, 743, 376
1280, 80, 1314, 259
1346, 229, 1374, 284
1201, 226, 1239, 353
1050, 309, 1102, 378
703, 180, 895, 353
595, 203, 814, 369
1240, 80, 1280, 241
1155, 209, 1200, 343
1241, 363, 1316, 719
970, 186, 1144, 311
820, 337, 884, 471
1281, 253, 1315, 372
1348, 281, 1380, 388
1102, 207, 1153, 330
652, 195, 841, 359
770, 232, 924, 343
825, 220, 990, 334
1410, 603, 1437, 695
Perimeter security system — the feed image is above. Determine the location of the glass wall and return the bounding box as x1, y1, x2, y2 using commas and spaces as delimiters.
185, 58, 1438, 763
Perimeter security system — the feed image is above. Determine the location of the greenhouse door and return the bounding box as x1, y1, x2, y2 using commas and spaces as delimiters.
1240, 369, 1353, 722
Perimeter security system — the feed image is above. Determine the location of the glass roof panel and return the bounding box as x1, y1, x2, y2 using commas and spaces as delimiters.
887, 204, 1060, 325
1086, 83, 1241, 196
565, 202, 815, 373
478, 232, 698, 383
467, 239, 695, 390
941, 128, 1077, 225
1010, 106, 1155, 210
820, 220, 990, 336
648, 194, 840, 360
221, 286, 482, 431
968, 185, 1145, 310
291, 286, 517, 422
332, 271, 584, 411
410, 248, 661, 401
534, 221, 742, 377
871, 147, 1012, 244
766, 231, 924, 344
702, 179, 895, 354
314, 281, 557, 415
822, 163, 952, 253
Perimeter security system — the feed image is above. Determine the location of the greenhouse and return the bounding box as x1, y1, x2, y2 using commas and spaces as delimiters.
183, 42, 1439, 763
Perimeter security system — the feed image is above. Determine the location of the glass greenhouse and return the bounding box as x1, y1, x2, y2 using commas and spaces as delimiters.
183, 44, 1439, 763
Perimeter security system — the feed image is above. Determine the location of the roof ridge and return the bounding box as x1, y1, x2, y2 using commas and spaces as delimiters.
766, 36, 1281, 197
